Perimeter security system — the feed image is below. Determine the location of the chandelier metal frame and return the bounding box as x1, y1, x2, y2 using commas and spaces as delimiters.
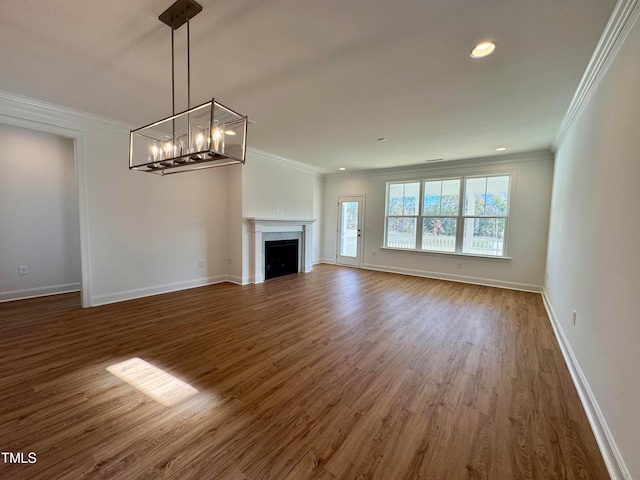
129, 0, 248, 176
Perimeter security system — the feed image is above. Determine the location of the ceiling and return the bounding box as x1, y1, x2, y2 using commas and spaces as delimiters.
0, 0, 617, 174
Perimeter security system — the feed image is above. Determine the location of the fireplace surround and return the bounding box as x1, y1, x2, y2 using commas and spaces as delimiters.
246, 218, 315, 283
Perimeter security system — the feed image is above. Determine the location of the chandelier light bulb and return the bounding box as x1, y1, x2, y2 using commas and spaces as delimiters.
212, 127, 224, 151
195, 132, 204, 151
151, 144, 159, 161
163, 141, 173, 159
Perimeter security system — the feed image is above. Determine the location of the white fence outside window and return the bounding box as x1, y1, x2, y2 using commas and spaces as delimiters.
387, 233, 503, 256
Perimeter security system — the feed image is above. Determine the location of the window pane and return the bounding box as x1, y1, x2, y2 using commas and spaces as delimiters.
422, 217, 456, 252
462, 218, 506, 256
388, 182, 420, 216
388, 183, 405, 215
340, 201, 359, 257
423, 179, 460, 216
485, 176, 509, 215
403, 182, 420, 215
423, 181, 442, 215
441, 179, 460, 215
386, 217, 417, 249
464, 177, 486, 215
465, 176, 510, 216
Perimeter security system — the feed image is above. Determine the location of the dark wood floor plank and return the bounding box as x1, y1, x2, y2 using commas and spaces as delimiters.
0, 265, 608, 479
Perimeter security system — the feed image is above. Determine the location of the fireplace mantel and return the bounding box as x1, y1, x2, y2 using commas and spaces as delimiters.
246, 218, 316, 283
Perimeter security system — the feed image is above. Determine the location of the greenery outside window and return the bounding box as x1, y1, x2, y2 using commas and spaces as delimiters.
385, 175, 510, 257
386, 182, 420, 249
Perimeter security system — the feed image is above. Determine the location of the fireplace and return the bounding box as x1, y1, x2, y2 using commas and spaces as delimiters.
265, 239, 299, 279
246, 218, 315, 284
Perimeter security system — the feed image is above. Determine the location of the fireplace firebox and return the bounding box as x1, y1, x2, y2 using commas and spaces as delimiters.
265, 239, 299, 280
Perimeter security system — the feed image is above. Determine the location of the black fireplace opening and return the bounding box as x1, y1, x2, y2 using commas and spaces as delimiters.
265, 239, 299, 280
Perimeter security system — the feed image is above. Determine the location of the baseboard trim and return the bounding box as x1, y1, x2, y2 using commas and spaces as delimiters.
226, 275, 249, 286
91, 276, 228, 306
361, 263, 542, 293
319, 258, 336, 265
541, 291, 630, 480
0, 283, 81, 303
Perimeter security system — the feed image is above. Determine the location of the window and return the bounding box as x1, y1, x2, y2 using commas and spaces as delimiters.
385, 174, 510, 257
386, 182, 420, 249
462, 176, 509, 256
422, 179, 460, 252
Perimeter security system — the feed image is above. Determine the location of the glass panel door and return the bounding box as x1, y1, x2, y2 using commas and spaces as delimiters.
337, 196, 363, 267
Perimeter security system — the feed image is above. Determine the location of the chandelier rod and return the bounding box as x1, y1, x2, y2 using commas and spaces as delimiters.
187, 8, 191, 153
170, 8, 193, 157
187, 9, 191, 111
171, 21, 176, 148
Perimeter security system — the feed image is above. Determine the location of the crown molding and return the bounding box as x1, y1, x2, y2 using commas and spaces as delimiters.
0, 90, 322, 174
553, 0, 640, 151
0, 90, 133, 134
324, 149, 553, 179
246, 147, 319, 174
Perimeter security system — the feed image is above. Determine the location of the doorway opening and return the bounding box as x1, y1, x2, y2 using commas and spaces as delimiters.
0, 121, 87, 306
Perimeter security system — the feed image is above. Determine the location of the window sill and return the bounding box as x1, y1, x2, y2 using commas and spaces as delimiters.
380, 246, 512, 261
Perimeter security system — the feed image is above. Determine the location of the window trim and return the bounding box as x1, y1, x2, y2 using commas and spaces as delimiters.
380, 245, 512, 261
384, 173, 512, 258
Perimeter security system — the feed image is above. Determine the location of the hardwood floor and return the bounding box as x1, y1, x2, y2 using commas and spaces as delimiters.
0, 265, 608, 479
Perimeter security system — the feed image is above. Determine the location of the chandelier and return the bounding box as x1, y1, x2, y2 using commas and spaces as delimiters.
129, 0, 248, 176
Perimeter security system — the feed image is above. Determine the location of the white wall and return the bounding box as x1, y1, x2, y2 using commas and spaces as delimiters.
312, 174, 324, 263
86, 128, 230, 305
323, 152, 554, 291
0, 92, 231, 306
242, 149, 315, 219
227, 163, 244, 284
239, 149, 318, 283
0, 94, 319, 301
545, 8, 640, 478
0, 124, 80, 301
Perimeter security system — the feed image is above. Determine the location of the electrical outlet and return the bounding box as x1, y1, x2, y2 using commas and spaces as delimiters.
572, 310, 577, 325
372, 251, 376, 257
19, 266, 28, 275
457, 262, 462, 269
199, 260, 205, 268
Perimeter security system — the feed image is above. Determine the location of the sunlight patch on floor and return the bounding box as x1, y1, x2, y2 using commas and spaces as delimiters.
107, 357, 198, 406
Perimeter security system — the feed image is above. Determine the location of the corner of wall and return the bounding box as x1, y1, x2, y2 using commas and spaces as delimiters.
541, 290, 631, 480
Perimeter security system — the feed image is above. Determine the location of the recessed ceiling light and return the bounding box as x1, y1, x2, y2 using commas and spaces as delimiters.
470, 42, 496, 59
377, 137, 388, 142
339, 167, 346, 171
496, 146, 507, 152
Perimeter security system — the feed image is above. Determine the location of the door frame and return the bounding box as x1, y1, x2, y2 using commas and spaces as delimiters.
0, 112, 90, 307
336, 194, 365, 267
